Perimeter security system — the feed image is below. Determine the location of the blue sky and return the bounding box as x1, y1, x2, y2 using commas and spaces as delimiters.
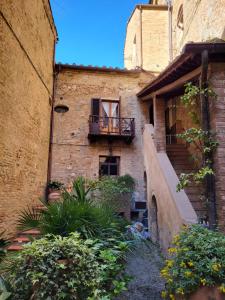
50, 0, 149, 68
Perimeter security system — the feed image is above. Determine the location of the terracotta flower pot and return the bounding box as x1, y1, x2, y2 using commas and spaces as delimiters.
48, 188, 61, 203
177, 287, 225, 300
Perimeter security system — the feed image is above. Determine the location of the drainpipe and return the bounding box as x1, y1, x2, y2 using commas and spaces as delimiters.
46, 42, 58, 200
200, 50, 217, 230
139, 6, 143, 68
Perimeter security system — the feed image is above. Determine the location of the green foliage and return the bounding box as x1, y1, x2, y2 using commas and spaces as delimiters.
97, 174, 135, 204
177, 83, 218, 195
161, 225, 225, 299
17, 177, 127, 239
48, 180, 64, 190
3, 233, 131, 299
0, 232, 9, 265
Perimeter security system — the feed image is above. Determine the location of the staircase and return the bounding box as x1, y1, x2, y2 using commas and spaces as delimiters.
166, 143, 207, 221
7, 204, 44, 252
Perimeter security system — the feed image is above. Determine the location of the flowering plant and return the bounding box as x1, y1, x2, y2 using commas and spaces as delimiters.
161, 225, 225, 299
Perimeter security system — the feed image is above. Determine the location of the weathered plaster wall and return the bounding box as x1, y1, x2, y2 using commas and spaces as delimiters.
143, 124, 197, 251
0, 0, 56, 235
172, 0, 225, 58
124, 5, 169, 72
51, 67, 153, 205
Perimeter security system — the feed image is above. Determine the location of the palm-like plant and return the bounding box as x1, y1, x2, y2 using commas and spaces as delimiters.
17, 177, 126, 239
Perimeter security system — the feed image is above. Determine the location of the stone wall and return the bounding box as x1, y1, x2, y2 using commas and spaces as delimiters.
51, 66, 154, 209
124, 5, 169, 72
0, 0, 57, 235
172, 0, 225, 58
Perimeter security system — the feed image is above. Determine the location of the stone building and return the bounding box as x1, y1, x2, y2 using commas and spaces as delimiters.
1, 0, 225, 252
51, 64, 154, 218
0, 0, 57, 234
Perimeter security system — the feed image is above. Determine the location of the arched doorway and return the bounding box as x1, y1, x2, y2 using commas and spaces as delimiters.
151, 195, 159, 243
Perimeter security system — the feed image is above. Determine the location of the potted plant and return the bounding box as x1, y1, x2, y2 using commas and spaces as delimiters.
47, 180, 64, 203
160, 225, 225, 300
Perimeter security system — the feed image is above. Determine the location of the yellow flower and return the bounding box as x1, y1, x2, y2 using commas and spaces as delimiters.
184, 271, 192, 278
200, 278, 207, 286
219, 284, 225, 293
187, 261, 194, 267
176, 287, 185, 295
212, 263, 221, 272
168, 278, 173, 284
168, 247, 177, 254
169, 294, 175, 300
166, 260, 174, 268
180, 261, 186, 268
161, 291, 167, 299
173, 234, 180, 244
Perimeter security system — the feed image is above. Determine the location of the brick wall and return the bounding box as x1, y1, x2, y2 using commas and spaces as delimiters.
0, 0, 56, 235
51, 67, 153, 209
210, 63, 225, 231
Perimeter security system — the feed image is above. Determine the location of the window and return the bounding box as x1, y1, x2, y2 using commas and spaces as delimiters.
99, 156, 120, 176
177, 5, 184, 30
90, 99, 120, 133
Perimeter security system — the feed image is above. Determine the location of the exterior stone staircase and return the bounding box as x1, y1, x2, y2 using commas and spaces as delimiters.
166, 143, 207, 221
7, 204, 44, 251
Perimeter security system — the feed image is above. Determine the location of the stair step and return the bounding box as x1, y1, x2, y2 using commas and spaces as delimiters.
13, 236, 30, 243
20, 229, 41, 236
7, 244, 24, 251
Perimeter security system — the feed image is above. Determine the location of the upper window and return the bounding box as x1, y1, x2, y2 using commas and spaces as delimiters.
177, 5, 184, 30
99, 156, 120, 176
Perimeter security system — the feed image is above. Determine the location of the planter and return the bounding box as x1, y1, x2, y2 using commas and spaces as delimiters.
48, 189, 61, 203
177, 287, 225, 300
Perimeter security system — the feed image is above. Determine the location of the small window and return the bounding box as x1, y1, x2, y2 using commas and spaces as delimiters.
177, 5, 184, 30
99, 156, 120, 176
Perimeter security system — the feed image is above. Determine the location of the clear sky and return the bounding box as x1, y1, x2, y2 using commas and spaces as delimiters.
50, 0, 149, 68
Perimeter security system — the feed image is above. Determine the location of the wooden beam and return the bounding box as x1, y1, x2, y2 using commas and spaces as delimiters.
140, 66, 202, 101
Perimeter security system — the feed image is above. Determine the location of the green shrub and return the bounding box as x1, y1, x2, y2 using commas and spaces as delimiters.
161, 225, 225, 299
48, 180, 64, 190
5, 233, 131, 300
18, 177, 128, 239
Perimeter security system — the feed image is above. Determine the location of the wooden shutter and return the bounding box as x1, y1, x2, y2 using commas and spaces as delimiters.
91, 98, 100, 116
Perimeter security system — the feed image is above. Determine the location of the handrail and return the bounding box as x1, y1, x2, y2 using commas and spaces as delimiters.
89, 115, 135, 137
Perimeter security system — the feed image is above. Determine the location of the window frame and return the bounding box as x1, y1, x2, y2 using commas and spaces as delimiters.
99, 156, 120, 177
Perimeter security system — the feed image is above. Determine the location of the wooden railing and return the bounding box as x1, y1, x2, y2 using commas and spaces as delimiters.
88, 115, 135, 138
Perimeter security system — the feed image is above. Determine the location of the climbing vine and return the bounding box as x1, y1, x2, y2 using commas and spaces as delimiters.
176, 82, 218, 198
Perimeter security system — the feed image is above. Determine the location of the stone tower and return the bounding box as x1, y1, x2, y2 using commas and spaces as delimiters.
124, 2, 169, 73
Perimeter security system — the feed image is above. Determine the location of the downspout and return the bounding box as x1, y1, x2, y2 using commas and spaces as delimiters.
200, 50, 217, 230
46, 41, 58, 200
139, 6, 143, 68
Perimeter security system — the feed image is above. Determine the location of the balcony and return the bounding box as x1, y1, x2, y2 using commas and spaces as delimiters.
88, 115, 135, 143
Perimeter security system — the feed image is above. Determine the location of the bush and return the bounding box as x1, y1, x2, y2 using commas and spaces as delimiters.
161, 225, 225, 299
48, 180, 64, 190
5, 233, 131, 300
18, 177, 128, 239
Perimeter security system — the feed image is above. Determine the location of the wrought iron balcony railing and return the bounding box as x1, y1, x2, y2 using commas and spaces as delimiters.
88, 115, 135, 142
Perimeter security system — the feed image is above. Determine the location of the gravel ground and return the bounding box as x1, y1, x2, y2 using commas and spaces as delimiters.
117, 241, 165, 300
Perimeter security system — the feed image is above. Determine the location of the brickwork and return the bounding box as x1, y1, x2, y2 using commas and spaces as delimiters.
51, 67, 153, 207
0, 1, 56, 235
154, 97, 166, 152
209, 63, 225, 231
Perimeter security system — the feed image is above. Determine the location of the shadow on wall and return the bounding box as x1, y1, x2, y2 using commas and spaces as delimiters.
221, 27, 225, 40
150, 195, 159, 243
